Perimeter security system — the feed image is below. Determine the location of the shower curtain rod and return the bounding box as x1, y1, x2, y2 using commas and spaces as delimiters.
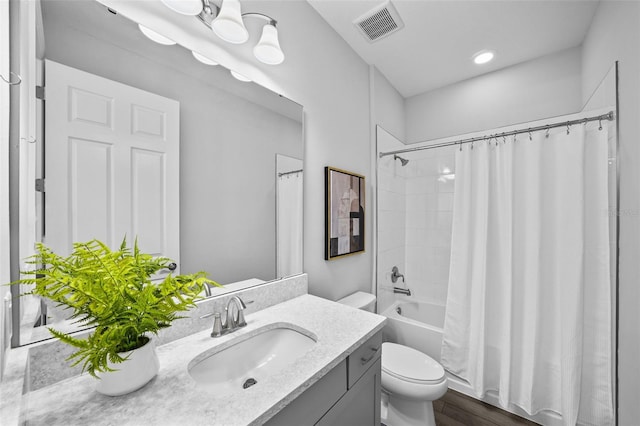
378, 111, 615, 158
278, 169, 303, 177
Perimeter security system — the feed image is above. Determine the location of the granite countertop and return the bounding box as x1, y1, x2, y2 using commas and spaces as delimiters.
20, 294, 386, 426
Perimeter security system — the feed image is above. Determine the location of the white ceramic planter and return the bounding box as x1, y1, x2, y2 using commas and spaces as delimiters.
95, 336, 160, 396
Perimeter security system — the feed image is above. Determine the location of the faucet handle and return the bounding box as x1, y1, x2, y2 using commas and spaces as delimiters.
211, 312, 223, 337
391, 266, 405, 283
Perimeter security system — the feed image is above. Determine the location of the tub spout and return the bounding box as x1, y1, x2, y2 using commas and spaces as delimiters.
393, 287, 411, 296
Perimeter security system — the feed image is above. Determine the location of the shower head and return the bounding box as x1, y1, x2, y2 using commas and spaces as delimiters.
394, 155, 409, 166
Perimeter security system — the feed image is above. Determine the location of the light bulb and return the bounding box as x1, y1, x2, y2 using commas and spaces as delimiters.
230, 70, 251, 82
473, 50, 495, 65
160, 0, 203, 15
253, 24, 284, 65
212, 0, 249, 44
192, 51, 219, 66
138, 24, 176, 45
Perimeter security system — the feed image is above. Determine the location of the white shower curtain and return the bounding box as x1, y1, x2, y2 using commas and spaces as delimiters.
441, 116, 613, 426
276, 172, 303, 277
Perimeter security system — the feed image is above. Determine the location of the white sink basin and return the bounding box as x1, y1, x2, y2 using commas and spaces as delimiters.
188, 325, 316, 392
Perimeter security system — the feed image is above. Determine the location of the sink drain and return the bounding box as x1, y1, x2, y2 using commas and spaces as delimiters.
243, 378, 257, 389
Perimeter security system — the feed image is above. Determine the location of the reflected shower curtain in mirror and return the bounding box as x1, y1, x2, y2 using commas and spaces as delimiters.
277, 172, 303, 277
441, 115, 613, 426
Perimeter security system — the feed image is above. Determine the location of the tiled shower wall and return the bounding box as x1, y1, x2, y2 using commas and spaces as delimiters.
377, 125, 456, 311
377, 128, 407, 313
404, 147, 455, 306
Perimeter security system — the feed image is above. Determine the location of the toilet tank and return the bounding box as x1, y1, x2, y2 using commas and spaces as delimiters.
337, 291, 377, 312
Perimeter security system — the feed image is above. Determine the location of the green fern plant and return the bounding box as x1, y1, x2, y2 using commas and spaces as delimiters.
16, 238, 218, 377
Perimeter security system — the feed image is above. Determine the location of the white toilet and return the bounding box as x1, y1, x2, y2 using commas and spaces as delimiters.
337, 292, 448, 426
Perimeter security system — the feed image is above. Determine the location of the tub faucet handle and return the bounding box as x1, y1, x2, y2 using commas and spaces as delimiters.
391, 266, 405, 283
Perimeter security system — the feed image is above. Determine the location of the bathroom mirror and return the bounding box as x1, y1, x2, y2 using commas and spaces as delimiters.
14, 0, 303, 345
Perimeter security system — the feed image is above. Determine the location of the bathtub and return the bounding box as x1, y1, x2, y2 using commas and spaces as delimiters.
381, 298, 562, 425
381, 299, 445, 363
381, 299, 470, 391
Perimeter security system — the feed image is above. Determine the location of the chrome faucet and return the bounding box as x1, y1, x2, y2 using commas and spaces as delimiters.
393, 287, 412, 296
201, 295, 248, 338
225, 296, 247, 330
203, 283, 212, 297
391, 266, 411, 296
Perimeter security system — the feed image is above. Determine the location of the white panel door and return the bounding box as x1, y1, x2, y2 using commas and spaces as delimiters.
44, 60, 180, 274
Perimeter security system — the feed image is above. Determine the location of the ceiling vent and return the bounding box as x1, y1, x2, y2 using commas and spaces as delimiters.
354, 1, 405, 43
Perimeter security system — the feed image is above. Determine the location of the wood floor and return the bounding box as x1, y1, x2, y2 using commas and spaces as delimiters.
434, 390, 539, 426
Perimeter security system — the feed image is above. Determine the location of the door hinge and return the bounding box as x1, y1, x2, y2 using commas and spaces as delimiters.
36, 86, 45, 100
35, 178, 45, 193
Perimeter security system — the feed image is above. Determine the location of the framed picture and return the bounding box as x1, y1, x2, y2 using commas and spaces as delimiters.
325, 167, 365, 260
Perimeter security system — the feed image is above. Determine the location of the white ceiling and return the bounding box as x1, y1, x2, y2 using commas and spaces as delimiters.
308, 0, 600, 98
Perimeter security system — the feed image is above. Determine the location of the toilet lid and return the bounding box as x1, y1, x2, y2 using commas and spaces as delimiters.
382, 342, 445, 384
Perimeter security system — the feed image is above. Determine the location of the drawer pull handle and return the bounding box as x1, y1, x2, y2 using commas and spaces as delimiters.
360, 347, 380, 365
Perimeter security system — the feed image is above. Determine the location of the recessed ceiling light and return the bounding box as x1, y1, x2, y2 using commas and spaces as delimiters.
473, 50, 494, 65
138, 24, 176, 45
192, 51, 219, 66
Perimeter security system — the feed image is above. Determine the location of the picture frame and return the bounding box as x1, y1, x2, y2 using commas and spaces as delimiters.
325, 167, 365, 260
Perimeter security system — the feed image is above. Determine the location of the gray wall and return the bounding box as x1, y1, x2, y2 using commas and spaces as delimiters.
42, 11, 302, 284
581, 2, 640, 423
253, 2, 373, 302
373, 67, 406, 142
405, 46, 583, 143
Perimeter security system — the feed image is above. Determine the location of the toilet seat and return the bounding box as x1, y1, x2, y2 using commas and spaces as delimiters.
382, 342, 445, 384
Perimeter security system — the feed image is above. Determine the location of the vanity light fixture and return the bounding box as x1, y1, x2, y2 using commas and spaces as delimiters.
158, 0, 285, 65
211, 0, 248, 44
192, 51, 219, 66
160, 0, 203, 16
230, 70, 252, 82
253, 23, 284, 65
138, 24, 177, 45
473, 50, 495, 65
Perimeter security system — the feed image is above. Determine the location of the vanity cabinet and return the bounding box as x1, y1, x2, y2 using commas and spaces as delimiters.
265, 331, 382, 426
315, 358, 381, 426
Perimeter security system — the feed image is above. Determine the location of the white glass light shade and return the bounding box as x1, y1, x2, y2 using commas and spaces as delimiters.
212, 0, 249, 44
253, 24, 284, 65
192, 51, 219, 66
230, 70, 251, 82
160, 0, 203, 15
138, 24, 176, 45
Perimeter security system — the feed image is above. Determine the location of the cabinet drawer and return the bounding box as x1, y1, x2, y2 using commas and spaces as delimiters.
347, 331, 382, 388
